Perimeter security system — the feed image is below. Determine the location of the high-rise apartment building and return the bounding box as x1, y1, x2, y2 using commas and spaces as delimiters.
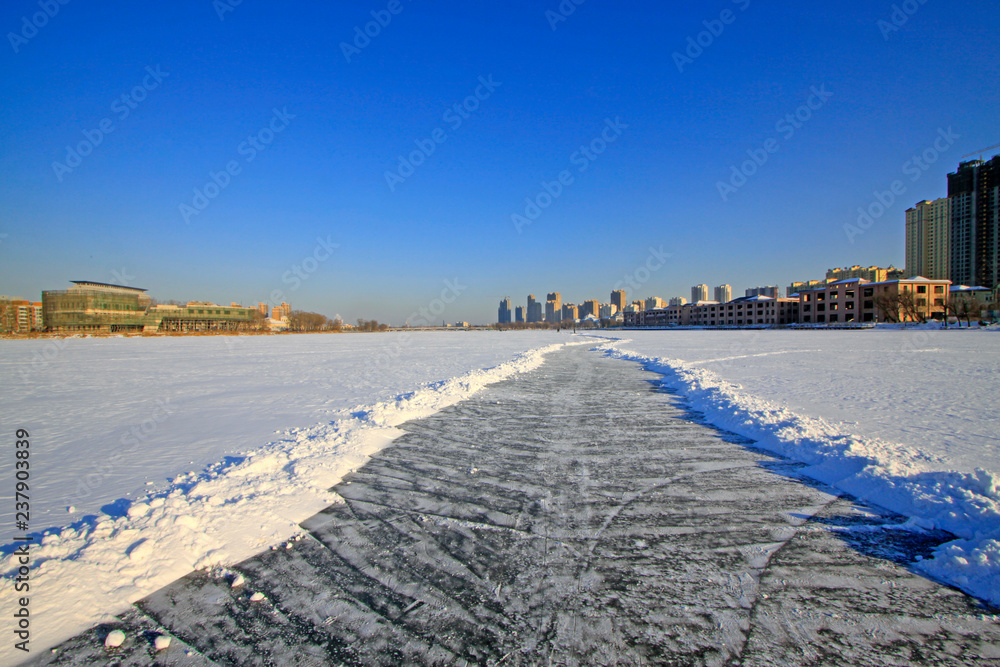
562, 303, 578, 320
644, 297, 665, 310
611, 289, 626, 313
906, 199, 951, 281
691, 284, 709, 303
545, 292, 562, 323
948, 156, 1000, 289
514, 306, 525, 323
714, 284, 732, 303
526, 295, 543, 323
745, 286, 779, 299
668, 297, 688, 307
498, 297, 512, 324
0, 297, 43, 333
580, 299, 599, 319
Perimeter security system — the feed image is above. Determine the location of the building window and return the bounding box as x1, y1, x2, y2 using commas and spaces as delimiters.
817, 304, 825, 311
845, 290, 855, 298
817, 293, 825, 301
917, 286, 927, 294
864, 288, 874, 297
934, 286, 944, 293
829, 315, 839, 322
846, 302, 854, 309
864, 300, 873, 309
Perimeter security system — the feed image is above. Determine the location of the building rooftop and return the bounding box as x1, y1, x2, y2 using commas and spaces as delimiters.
70, 280, 148, 292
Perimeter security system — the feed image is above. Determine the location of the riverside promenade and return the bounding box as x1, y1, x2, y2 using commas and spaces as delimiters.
30, 346, 1000, 666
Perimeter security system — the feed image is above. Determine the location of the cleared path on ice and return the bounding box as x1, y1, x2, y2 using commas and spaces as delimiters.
30, 346, 1000, 666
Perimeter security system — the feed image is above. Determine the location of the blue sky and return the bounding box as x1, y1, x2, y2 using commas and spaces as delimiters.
1, 1, 998, 324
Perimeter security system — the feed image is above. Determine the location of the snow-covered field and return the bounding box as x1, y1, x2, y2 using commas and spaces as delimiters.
2, 328, 999, 661
0, 331, 564, 660
591, 328, 1000, 611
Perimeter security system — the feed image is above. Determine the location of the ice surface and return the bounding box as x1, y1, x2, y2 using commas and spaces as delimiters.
30, 345, 1000, 666
591, 330, 1000, 609
0, 331, 565, 661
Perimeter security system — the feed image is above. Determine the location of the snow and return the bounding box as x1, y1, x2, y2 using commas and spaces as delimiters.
0, 331, 565, 661
590, 329, 1000, 609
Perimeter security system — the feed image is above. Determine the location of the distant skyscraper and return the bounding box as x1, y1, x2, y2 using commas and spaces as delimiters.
526, 295, 543, 323
498, 297, 512, 324
714, 284, 732, 303
948, 156, 1000, 288
906, 199, 951, 280
580, 299, 599, 318
514, 305, 525, 323
611, 289, 626, 313
562, 303, 578, 320
745, 286, 779, 298
545, 292, 562, 323
691, 284, 709, 303
669, 297, 687, 307
644, 296, 665, 310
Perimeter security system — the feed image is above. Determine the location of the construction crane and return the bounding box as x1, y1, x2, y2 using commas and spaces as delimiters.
960, 143, 1000, 160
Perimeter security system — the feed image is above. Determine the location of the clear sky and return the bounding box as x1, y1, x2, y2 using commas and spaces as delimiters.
1, 1, 998, 324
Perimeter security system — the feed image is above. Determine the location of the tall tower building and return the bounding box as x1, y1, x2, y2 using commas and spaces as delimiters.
545, 292, 562, 323
948, 156, 1000, 288
691, 284, 709, 303
905, 198, 951, 280
498, 297, 512, 324
515, 306, 525, 323
580, 299, 599, 318
610, 289, 626, 313
714, 284, 732, 303
526, 295, 543, 323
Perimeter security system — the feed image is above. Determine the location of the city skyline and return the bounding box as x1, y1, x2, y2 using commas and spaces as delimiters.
2, 2, 999, 324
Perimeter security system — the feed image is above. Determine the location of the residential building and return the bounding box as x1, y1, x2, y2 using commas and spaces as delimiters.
514, 305, 525, 323
714, 284, 732, 303
745, 285, 780, 298
798, 277, 950, 324
561, 303, 578, 320
691, 284, 709, 303
630, 296, 798, 327
825, 265, 903, 283
498, 297, 512, 324
787, 280, 825, 298
545, 292, 562, 323
644, 296, 664, 310
271, 302, 292, 321
579, 299, 599, 319
906, 198, 951, 281
610, 289, 626, 313
668, 297, 687, 307
599, 303, 617, 319
526, 295, 543, 323
0, 296, 43, 333
948, 156, 1000, 289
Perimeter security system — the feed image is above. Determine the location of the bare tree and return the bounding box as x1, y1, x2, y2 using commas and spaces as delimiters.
872, 293, 902, 323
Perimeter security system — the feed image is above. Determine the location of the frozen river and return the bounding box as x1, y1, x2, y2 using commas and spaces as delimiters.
31, 345, 1000, 666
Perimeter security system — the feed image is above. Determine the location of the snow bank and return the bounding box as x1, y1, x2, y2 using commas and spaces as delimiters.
595, 338, 1000, 609
0, 340, 566, 661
